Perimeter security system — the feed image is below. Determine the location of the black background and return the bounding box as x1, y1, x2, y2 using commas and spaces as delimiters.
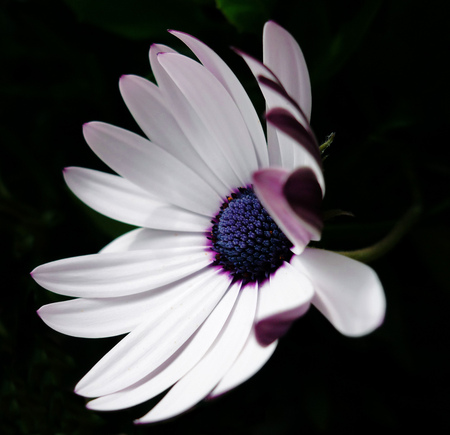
1, 0, 449, 433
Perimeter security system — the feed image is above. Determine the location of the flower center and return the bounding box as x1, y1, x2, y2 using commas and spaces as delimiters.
210, 187, 293, 284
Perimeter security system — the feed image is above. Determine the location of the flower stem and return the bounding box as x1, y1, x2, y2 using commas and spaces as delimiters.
319, 132, 335, 155
335, 203, 422, 263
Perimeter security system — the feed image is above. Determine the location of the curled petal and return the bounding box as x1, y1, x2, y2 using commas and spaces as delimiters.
255, 262, 313, 345
291, 249, 386, 336
253, 167, 323, 254
265, 107, 321, 169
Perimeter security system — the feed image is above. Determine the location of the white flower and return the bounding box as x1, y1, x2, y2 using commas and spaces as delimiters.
31, 21, 385, 423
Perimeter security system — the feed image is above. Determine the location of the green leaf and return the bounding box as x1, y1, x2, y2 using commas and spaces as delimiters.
216, 0, 276, 32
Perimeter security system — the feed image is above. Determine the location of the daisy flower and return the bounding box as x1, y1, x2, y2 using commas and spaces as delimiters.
31, 21, 385, 423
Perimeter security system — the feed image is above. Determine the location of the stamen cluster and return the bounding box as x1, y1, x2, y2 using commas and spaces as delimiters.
210, 187, 293, 284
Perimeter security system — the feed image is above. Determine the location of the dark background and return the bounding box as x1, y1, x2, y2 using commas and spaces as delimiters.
1, 0, 449, 433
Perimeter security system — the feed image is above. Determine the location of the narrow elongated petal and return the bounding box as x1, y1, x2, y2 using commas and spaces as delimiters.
158, 52, 258, 186
87, 282, 241, 411
208, 329, 277, 398
119, 75, 229, 197
83, 122, 222, 216
75, 268, 230, 397
149, 46, 242, 192
37, 274, 194, 338
237, 49, 325, 193
263, 20, 312, 121
148, 43, 179, 88
253, 167, 322, 254
291, 249, 386, 336
64, 167, 210, 231
255, 262, 313, 345
100, 228, 206, 254
137, 283, 257, 423
31, 247, 210, 298
265, 107, 321, 168
170, 30, 269, 168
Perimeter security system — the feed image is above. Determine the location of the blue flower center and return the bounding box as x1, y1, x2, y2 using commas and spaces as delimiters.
210, 187, 293, 284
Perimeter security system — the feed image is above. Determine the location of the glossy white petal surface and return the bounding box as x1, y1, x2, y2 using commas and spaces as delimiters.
291, 249, 386, 336
31, 247, 211, 298
75, 268, 230, 397
83, 122, 222, 216
209, 329, 277, 398
150, 46, 241, 192
137, 283, 257, 423
100, 228, 206, 254
158, 52, 258, 186
87, 282, 240, 411
263, 21, 312, 121
238, 50, 325, 192
255, 262, 313, 345
64, 167, 210, 231
171, 30, 269, 168
119, 74, 228, 197
37, 273, 198, 339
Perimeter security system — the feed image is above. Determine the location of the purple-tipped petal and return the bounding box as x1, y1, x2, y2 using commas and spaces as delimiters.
258, 75, 310, 129
255, 262, 313, 345
266, 107, 321, 168
253, 167, 322, 254
263, 21, 312, 121
283, 167, 324, 231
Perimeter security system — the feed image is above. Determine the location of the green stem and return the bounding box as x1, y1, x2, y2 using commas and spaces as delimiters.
335, 203, 422, 263
319, 132, 335, 154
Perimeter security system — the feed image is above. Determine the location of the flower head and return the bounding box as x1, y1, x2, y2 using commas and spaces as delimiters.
31, 21, 385, 423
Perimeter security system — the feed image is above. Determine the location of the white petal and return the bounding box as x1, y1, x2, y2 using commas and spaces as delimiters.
31, 247, 211, 298
119, 75, 228, 197
87, 281, 240, 411
64, 167, 210, 231
137, 283, 257, 423
263, 21, 312, 121
83, 121, 222, 216
100, 228, 206, 254
37, 273, 196, 338
75, 268, 231, 397
291, 249, 386, 336
208, 329, 277, 398
236, 51, 301, 170
255, 262, 313, 345
171, 30, 269, 168
148, 43, 179, 88
158, 52, 258, 186
238, 51, 325, 192
150, 45, 241, 192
